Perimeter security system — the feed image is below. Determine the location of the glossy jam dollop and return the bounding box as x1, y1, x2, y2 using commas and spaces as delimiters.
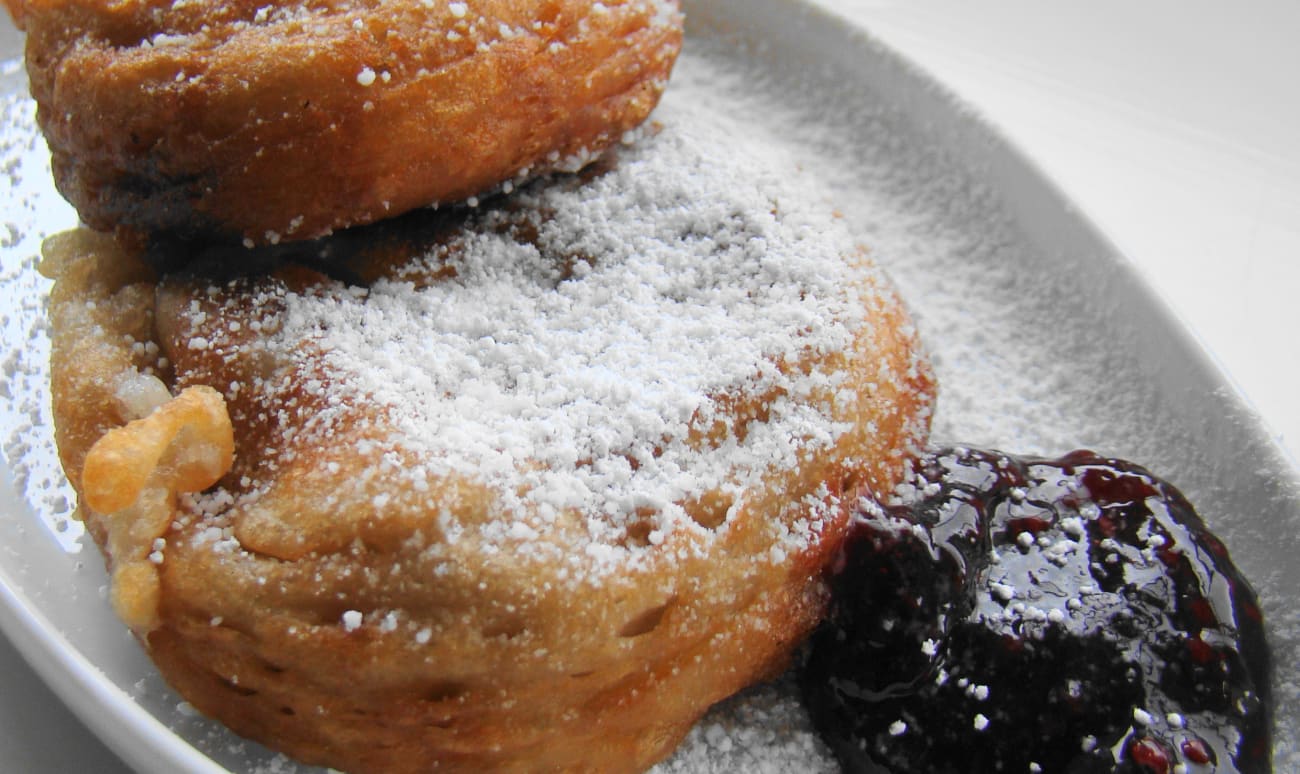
799, 448, 1272, 773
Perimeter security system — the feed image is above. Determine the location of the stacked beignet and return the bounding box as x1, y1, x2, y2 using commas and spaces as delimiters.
12, 0, 683, 245
42, 115, 934, 771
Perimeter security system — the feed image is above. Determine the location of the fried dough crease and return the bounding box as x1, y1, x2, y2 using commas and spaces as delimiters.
10, 0, 682, 246
42, 116, 934, 772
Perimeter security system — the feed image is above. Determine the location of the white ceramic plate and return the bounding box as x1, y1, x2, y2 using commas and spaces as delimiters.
2, 1, 1296, 770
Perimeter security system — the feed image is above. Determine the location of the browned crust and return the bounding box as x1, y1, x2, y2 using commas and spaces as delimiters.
42, 220, 934, 772
21, 0, 682, 245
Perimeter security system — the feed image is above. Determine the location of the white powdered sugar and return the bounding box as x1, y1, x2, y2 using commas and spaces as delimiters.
0, 94, 82, 551
215, 100, 875, 573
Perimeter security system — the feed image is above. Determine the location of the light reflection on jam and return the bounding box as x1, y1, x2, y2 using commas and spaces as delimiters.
800, 448, 1272, 773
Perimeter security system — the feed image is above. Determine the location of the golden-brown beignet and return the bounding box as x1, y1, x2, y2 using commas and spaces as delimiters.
14, 0, 682, 246
44, 113, 934, 772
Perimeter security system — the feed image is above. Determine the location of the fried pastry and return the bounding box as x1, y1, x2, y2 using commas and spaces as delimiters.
43, 112, 934, 772
11, 0, 682, 246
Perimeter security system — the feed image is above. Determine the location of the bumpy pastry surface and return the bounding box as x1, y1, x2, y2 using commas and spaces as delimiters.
13, 0, 682, 245
43, 113, 934, 773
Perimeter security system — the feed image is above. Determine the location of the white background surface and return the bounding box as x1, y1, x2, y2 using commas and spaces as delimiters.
824, 0, 1300, 468
2, 1, 1297, 769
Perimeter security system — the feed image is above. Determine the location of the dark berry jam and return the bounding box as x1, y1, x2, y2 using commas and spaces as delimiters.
799, 448, 1272, 773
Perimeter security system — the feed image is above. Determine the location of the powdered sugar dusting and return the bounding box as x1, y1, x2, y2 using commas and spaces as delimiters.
0, 94, 81, 551
194, 100, 874, 578
654, 677, 838, 773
